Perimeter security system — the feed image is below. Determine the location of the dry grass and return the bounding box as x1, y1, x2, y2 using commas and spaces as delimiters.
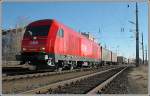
127, 64, 148, 94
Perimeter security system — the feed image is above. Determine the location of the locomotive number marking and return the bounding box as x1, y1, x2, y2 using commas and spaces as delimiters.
30, 41, 39, 45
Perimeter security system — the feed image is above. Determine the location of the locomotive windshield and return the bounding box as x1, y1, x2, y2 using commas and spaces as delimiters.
24, 25, 50, 37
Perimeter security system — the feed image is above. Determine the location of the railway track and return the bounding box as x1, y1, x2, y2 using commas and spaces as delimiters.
2, 65, 125, 94
3, 65, 57, 76
3, 67, 36, 76
3, 67, 94, 81
20, 66, 128, 94
3, 65, 123, 81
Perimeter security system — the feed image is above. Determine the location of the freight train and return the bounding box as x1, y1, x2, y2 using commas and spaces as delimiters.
117, 56, 128, 64
16, 19, 126, 70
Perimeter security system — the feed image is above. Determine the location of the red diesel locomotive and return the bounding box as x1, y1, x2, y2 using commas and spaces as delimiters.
17, 19, 101, 70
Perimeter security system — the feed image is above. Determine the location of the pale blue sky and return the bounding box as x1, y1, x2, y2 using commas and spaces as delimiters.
2, 2, 148, 59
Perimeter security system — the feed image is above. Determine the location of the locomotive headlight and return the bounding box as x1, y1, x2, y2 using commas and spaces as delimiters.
41, 47, 45, 50
33, 36, 37, 40
23, 48, 26, 51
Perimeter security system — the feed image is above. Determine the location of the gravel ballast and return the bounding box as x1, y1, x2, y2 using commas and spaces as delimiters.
102, 65, 148, 94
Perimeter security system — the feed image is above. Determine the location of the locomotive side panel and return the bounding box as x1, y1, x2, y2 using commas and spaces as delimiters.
92, 43, 100, 60
80, 38, 93, 58
53, 22, 82, 62
52, 22, 64, 55
61, 23, 81, 58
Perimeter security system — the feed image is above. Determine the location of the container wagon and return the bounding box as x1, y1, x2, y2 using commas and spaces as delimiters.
117, 56, 128, 64
111, 52, 117, 65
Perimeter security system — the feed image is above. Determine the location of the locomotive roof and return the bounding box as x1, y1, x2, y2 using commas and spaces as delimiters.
28, 19, 56, 26
28, 19, 101, 48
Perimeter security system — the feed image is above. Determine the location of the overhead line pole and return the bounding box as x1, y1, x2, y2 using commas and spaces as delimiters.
135, 2, 139, 67
141, 32, 144, 64
145, 45, 147, 64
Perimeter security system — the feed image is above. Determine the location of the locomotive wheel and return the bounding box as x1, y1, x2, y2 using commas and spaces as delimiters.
55, 61, 64, 71
20, 61, 26, 65
70, 66, 73, 70
69, 64, 74, 70
28, 61, 50, 70
58, 67, 63, 72
28, 65, 37, 70
47, 59, 55, 67
27, 61, 37, 70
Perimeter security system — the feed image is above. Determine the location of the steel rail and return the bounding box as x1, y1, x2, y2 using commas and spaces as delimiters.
3, 68, 92, 81
87, 66, 128, 94
21, 67, 123, 94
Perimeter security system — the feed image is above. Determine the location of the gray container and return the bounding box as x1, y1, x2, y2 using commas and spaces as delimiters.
101, 47, 111, 62
117, 56, 128, 64
111, 52, 117, 62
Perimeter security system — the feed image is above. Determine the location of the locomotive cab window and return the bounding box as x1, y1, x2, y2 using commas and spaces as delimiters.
57, 28, 64, 37
24, 25, 50, 37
